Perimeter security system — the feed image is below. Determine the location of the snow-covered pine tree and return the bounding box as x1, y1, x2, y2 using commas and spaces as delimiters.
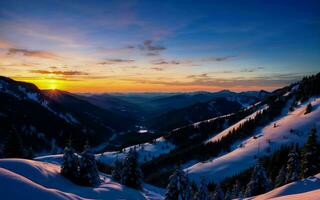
212, 184, 224, 200
301, 128, 320, 178
79, 144, 100, 186
195, 178, 210, 200
245, 161, 271, 197
285, 145, 300, 183
275, 166, 286, 187
121, 148, 142, 189
61, 142, 79, 181
165, 166, 192, 200
230, 180, 241, 199
111, 158, 123, 182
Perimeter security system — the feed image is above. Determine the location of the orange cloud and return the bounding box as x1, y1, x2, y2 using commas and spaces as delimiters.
30, 70, 89, 76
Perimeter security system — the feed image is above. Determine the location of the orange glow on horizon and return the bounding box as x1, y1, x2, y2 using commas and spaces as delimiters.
13, 76, 278, 93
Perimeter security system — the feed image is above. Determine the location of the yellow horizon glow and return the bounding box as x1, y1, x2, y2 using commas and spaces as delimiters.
13, 76, 278, 93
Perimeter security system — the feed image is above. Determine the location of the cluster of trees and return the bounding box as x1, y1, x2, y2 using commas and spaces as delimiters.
165, 102, 262, 146
61, 142, 100, 186
0, 130, 34, 159
164, 166, 226, 200
294, 73, 320, 103
207, 128, 320, 199
161, 128, 319, 199
290, 73, 320, 112
111, 148, 143, 189
143, 94, 290, 186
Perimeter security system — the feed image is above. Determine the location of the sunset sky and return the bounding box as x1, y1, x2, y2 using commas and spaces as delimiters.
0, 0, 319, 92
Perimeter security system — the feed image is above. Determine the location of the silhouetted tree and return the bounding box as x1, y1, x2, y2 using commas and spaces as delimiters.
79, 144, 100, 186
61, 141, 79, 181
301, 128, 320, 178
3, 131, 25, 158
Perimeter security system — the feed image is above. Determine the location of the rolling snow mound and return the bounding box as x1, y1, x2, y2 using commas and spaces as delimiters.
0, 159, 162, 200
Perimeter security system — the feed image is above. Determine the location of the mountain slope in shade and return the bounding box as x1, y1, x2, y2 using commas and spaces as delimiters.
77, 93, 144, 120
83, 91, 269, 131
43, 90, 137, 132
186, 96, 320, 183
247, 173, 320, 200
0, 76, 134, 153
148, 98, 244, 131
0, 159, 164, 200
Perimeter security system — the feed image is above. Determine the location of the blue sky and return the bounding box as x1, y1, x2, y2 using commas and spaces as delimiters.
0, 0, 319, 92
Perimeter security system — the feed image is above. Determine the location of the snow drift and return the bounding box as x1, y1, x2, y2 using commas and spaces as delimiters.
247, 173, 320, 200
0, 159, 163, 200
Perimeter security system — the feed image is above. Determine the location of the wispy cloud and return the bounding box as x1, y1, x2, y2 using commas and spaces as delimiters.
151, 67, 164, 71
125, 73, 303, 90
7, 48, 60, 60
152, 59, 180, 65
30, 70, 88, 76
200, 55, 236, 62
98, 58, 135, 65
186, 73, 209, 79
240, 67, 264, 73
138, 40, 166, 56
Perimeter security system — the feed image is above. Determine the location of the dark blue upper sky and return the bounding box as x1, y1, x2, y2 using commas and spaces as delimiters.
0, 0, 319, 92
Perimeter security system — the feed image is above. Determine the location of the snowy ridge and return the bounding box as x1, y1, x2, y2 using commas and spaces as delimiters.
172, 101, 262, 132
246, 173, 320, 200
205, 104, 269, 144
0, 159, 163, 200
186, 97, 320, 183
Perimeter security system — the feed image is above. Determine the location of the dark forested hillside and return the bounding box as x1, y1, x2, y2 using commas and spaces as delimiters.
0, 77, 136, 155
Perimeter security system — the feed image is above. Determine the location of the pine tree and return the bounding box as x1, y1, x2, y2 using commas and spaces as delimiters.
195, 178, 210, 200
3, 131, 25, 158
275, 166, 286, 187
245, 161, 271, 197
304, 103, 312, 114
121, 149, 142, 189
224, 190, 231, 200
111, 158, 123, 182
61, 142, 79, 181
301, 128, 320, 178
231, 180, 241, 199
79, 144, 100, 186
165, 166, 192, 200
285, 145, 300, 183
212, 184, 224, 200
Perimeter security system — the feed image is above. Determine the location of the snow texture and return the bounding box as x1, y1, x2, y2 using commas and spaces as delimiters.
246, 173, 320, 200
0, 158, 164, 200
96, 137, 175, 166
186, 97, 320, 183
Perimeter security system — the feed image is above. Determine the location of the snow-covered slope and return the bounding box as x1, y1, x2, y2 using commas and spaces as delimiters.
247, 173, 320, 200
36, 137, 175, 166
205, 104, 268, 144
96, 137, 175, 165
0, 159, 164, 200
186, 97, 320, 183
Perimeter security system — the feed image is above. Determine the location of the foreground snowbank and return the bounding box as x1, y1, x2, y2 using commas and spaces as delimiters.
0, 159, 163, 200
247, 173, 320, 200
186, 97, 320, 183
